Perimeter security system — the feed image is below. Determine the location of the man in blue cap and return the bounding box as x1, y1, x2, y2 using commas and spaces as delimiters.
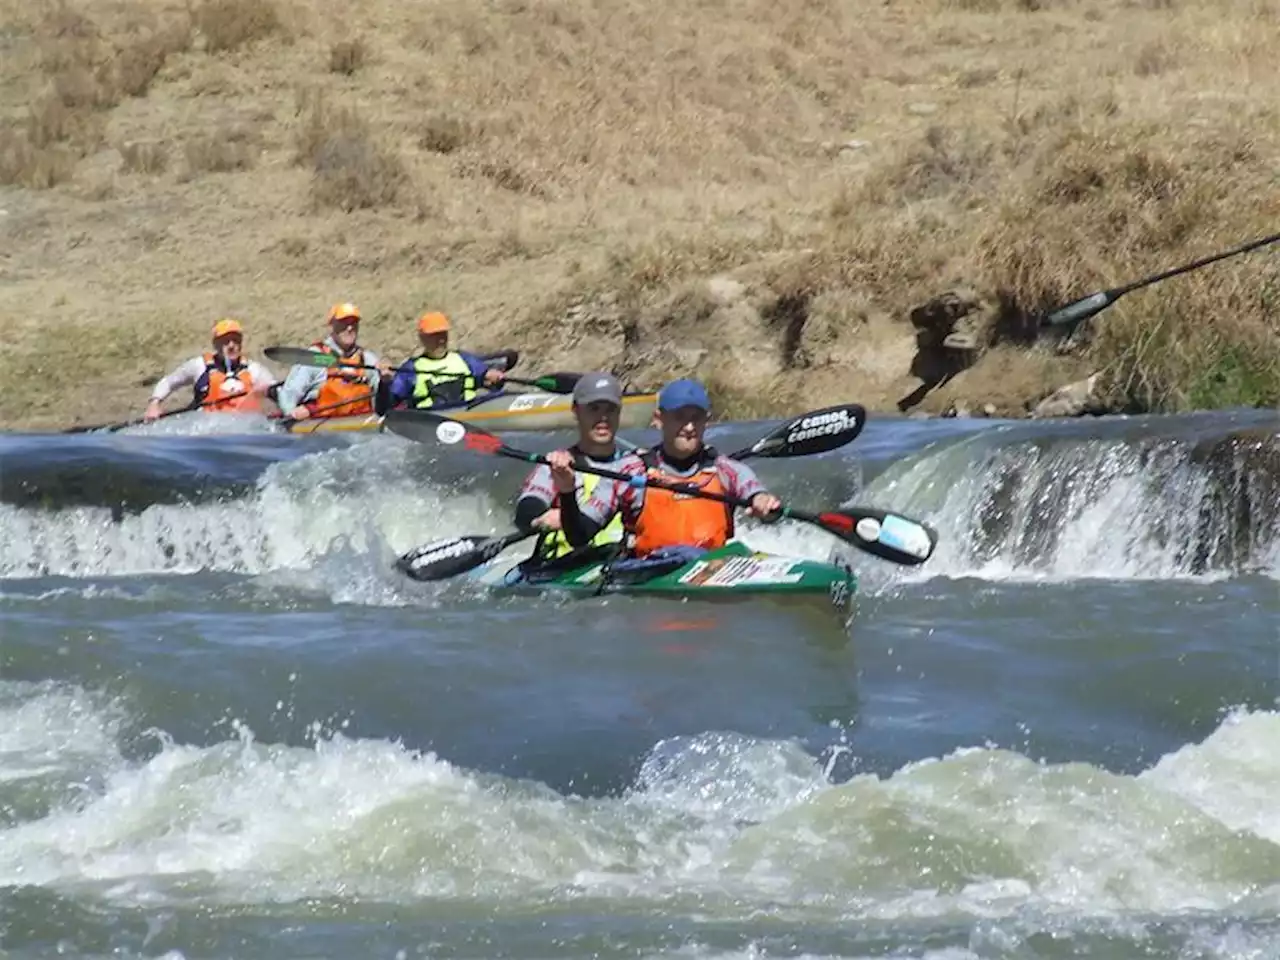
546, 377, 782, 562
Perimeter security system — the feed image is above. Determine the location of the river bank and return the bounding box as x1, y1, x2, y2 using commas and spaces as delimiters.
2, 0, 1277, 431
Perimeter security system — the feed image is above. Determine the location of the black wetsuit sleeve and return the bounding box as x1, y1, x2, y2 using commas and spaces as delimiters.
560, 492, 601, 547
515, 495, 549, 533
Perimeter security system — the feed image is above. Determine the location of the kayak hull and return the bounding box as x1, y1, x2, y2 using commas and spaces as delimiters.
469, 542, 858, 613
282, 390, 658, 435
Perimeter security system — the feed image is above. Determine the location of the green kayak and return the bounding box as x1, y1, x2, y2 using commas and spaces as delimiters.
469, 541, 857, 612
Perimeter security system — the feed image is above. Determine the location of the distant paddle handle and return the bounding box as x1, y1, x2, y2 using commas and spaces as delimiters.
1042, 291, 1114, 328
278, 390, 378, 427
1042, 230, 1280, 329
505, 372, 582, 394
264, 346, 384, 373
65, 394, 232, 433
1127, 229, 1280, 290
265, 346, 568, 393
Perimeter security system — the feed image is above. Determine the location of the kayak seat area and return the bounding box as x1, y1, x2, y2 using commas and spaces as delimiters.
513, 544, 711, 588
602, 545, 709, 586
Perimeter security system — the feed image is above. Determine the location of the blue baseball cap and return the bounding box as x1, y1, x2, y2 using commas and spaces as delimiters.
657, 378, 711, 412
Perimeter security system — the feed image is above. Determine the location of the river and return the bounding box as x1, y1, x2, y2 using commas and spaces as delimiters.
1, 407, 1276, 960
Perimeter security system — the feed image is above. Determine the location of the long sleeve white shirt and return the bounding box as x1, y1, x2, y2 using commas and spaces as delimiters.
150, 356, 277, 402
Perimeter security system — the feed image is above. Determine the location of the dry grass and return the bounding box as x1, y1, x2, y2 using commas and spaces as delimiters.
183, 126, 257, 175
0, 3, 190, 189
418, 113, 471, 155
1, 0, 1278, 429
328, 38, 367, 76
193, 0, 280, 54
117, 139, 167, 174
293, 89, 410, 210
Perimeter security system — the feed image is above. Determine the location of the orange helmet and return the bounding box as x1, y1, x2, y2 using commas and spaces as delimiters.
212, 318, 244, 339
327, 302, 361, 324
417, 311, 450, 335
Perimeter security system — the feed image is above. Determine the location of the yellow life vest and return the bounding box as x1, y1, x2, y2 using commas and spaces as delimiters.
412, 352, 476, 408
535, 467, 626, 560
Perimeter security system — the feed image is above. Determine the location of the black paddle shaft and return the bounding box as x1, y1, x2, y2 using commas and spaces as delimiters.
1044, 230, 1280, 328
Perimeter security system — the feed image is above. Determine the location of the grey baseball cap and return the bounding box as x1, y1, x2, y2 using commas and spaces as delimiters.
572, 371, 623, 406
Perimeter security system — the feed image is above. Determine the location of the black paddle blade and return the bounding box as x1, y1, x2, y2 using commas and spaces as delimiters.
730, 404, 867, 460
65, 401, 207, 433
382, 410, 520, 458
396, 535, 509, 581
807, 507, 938, 566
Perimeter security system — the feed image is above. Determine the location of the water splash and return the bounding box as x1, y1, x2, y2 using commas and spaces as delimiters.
0, 442, 500, 581
866, 430, 1279, 582
1, 680, 1275, 921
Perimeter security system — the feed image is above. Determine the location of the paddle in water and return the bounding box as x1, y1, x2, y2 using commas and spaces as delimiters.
264, 346, 581, 394
1042, 229, 1280, 329
396, 530, 537, 581
390, 402, 935, 580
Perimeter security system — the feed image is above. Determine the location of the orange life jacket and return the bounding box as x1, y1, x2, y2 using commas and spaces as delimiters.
198, 353, 262, 413
309, 341, 374, 417
629, 449, 735, 557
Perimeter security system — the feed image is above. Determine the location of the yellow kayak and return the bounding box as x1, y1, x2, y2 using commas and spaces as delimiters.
281, 389, 659, 435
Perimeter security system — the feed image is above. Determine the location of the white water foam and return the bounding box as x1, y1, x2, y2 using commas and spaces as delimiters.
0, 439, 904, 601
0, 681, 125, 784
640, 932, 1280, 960
111, 412, 283, 438
863, 433, 1280, 584
5, 427, 1278, 594
1, 679, 1276, 923
0, 441, 502, 584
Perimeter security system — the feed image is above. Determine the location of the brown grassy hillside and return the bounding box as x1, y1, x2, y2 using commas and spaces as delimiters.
1, 0, 1277, 430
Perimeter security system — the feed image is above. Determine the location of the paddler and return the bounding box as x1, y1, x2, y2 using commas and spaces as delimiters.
144, 318, 278, 421
551, 378, 783, 565
277, 303, 389, 420
513, 372, 628, 571
386, 311, 506, 410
